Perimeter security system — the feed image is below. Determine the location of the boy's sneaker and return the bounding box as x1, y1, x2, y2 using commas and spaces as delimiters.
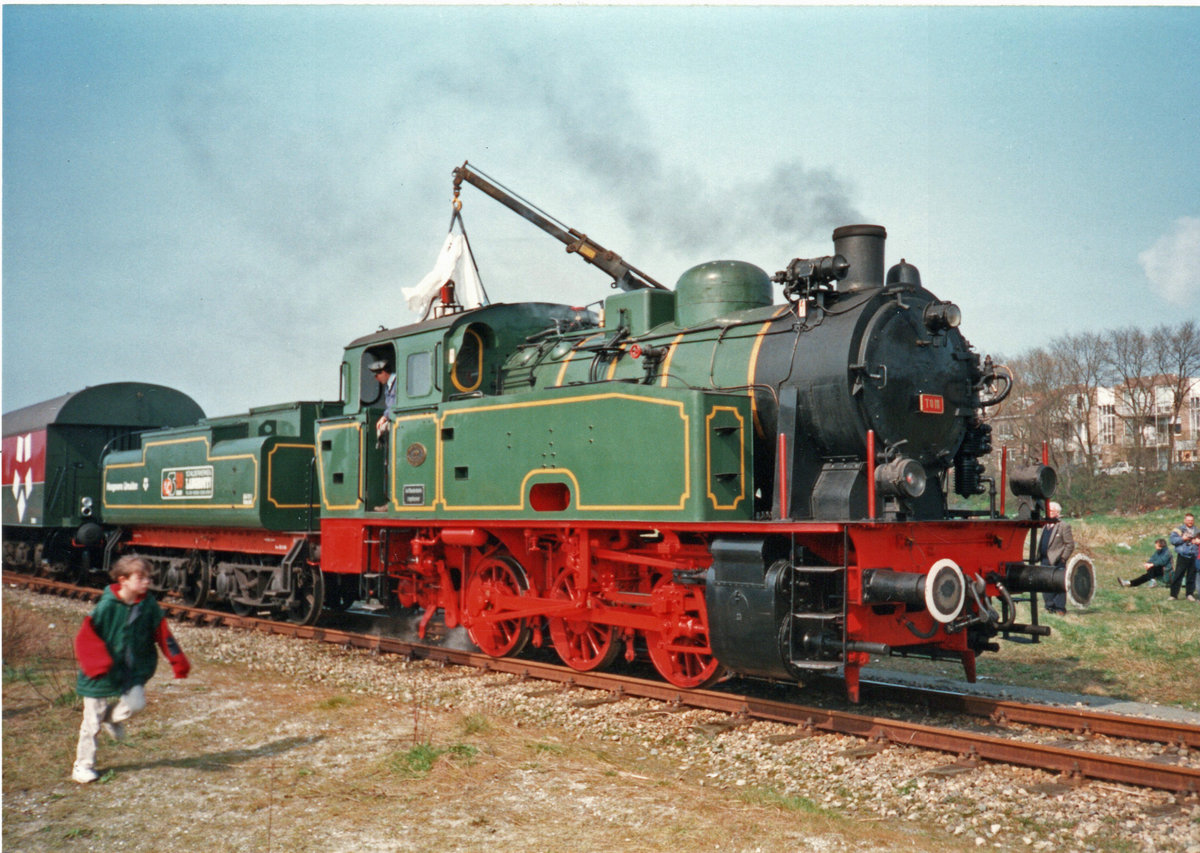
1189, 595, 1197, 602
72, 764, 99, 784
1148, 579, 1158, 588
102, 721, 125, 741
1118, 578, 1131, 587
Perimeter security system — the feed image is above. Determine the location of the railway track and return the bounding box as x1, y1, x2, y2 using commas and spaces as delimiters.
8, 570, 1199, 796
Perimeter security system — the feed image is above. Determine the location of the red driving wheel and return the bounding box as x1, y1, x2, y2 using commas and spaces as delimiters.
547, 570, 620, 672
464, 555, 531, 658
644, 577, 722, 689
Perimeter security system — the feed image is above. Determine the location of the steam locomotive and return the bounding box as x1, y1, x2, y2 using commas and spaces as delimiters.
1, 164, 1094, 700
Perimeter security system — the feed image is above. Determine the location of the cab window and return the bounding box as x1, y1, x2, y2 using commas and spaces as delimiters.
451, 328, 484, 393
406, 351, 433, 398
359, 345, 395, 407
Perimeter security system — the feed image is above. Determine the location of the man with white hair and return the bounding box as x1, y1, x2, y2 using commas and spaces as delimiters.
1039, 501, 1076, 615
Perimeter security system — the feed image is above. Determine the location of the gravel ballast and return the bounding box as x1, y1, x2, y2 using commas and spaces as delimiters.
4, 587, 1198, 852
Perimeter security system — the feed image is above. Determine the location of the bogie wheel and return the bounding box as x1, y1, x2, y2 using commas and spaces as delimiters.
644, 577, 722, 689
179, 554, 211, 608
547, 570, 620, 672
284, 564, 325, 625
464, 554, 531, 658
230, 599, 255, 617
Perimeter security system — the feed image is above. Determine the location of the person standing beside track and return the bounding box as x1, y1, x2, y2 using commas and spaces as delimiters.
1039, 501, 1076, 616
1167, 513, 1198, 602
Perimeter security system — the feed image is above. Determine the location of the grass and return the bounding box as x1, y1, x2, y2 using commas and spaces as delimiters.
459, 712, 491, 735
385, 741, 478, 777
887, 508, 1200, 711
738, 784, 828, 814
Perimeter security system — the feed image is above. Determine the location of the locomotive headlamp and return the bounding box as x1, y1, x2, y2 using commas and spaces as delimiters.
1009, 465, 1057, 500
875, 457, 927, 499
923, 301, 962, 332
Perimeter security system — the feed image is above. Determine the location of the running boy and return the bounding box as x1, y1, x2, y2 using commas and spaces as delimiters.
72, 555, 190, 783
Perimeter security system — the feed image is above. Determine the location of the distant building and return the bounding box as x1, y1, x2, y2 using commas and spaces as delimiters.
986, 376, 1200, 473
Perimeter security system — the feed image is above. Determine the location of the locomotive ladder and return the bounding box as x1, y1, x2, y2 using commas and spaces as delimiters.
786, 563, 846, 672
348, 528, 391, 613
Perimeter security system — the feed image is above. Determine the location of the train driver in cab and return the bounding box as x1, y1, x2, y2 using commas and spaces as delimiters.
369, 359, 397, 441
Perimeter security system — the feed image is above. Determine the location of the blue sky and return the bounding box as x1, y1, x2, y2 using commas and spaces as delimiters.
4, 5, 1199, 417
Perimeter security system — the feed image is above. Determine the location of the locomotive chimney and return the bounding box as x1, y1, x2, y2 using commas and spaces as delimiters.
832, 225, 887, 292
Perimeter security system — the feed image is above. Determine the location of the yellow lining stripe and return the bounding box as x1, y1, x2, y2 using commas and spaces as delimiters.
747, 306, 791, 437
605, 343, 627, 381
555, 333, 602, 387
387, 413, 439, 512
315, 422, 365, 511
705, 405, 747, 511
103, 435, 258, 510
266, 443, 317, 509
659, 332, 686, 388
438, 393, 690, 511
450, 327, 484, 394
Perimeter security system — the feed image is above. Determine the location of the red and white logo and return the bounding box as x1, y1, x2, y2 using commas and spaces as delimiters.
10, 434, 34, 522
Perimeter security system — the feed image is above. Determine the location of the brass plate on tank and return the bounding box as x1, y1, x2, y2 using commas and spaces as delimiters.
406, 443, 427, 467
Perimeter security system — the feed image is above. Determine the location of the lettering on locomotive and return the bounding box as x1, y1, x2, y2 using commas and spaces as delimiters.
160, 466, 214, 500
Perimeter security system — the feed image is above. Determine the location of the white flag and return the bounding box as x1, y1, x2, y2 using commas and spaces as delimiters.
402, 232, 487, 315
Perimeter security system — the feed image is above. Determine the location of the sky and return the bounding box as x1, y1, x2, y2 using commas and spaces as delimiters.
4, 5, 1199, 418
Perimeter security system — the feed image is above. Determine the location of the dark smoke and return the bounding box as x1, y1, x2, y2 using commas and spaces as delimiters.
466, 59, 864, 254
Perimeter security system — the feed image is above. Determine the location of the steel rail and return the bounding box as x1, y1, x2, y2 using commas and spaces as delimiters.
856, 679, 1200, 750
8, 571, 1198, 794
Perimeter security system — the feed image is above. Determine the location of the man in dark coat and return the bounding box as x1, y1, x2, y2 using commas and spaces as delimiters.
1039, 501, 1076, 615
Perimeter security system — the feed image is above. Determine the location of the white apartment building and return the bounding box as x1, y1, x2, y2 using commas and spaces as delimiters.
988, 377, 1200, 473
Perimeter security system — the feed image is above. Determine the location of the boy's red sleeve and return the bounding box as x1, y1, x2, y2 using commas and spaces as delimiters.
155, 619, 190, 679
74, 616, 113, 679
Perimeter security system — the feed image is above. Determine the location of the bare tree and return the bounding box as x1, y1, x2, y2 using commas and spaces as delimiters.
1002, 347, 1075, 477
1151, 320, 1200, 472
1051, 331, 1109, 473
1105, 327, 1159, 491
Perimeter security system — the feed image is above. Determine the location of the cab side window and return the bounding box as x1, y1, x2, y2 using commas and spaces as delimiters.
451, 327, 484, 393
406, 351, 433, 398
360, 345, 395, 407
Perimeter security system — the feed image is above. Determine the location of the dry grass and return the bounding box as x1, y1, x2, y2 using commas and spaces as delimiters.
3, 594, 958, 853
887, 509, 1200, 710
1, 605, 78, 708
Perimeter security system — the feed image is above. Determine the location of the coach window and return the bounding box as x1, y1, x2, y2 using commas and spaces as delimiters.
406, 351, 433, 398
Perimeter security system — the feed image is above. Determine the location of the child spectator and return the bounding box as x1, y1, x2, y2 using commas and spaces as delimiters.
1119, 539, 1172, 589
72, 555, 190, 783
